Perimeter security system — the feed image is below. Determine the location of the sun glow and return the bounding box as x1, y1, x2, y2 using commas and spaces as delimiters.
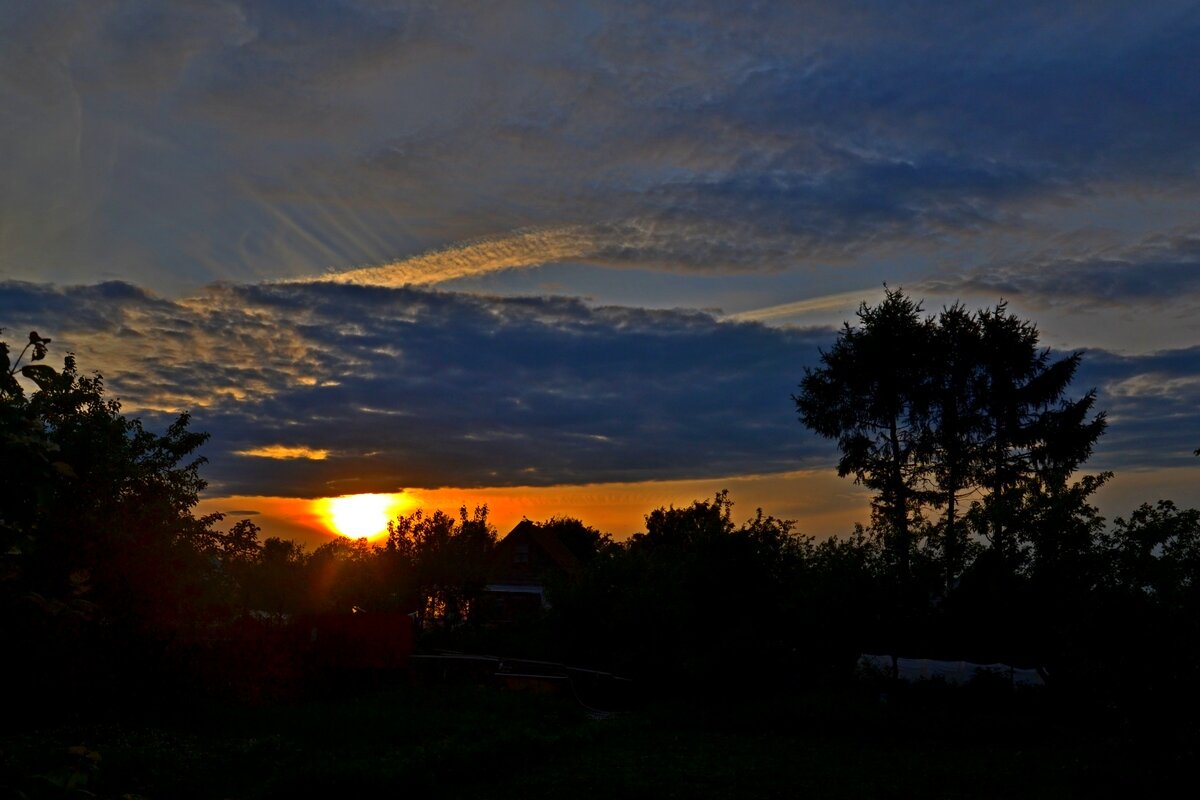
318, 493, 410, 540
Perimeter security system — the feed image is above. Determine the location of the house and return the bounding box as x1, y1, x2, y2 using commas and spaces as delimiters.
476, 520, 582, 622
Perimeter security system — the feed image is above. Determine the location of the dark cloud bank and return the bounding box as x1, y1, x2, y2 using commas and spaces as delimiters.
1, 280, 828, 496
4, 279, 1197, 498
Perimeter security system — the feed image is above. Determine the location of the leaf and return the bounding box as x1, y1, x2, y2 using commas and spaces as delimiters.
28, 331, 50, 360
52, 460, 78, 478
20, 364, 58, 389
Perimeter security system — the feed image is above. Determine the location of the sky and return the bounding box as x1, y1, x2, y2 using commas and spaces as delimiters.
3, 1, 1200, 547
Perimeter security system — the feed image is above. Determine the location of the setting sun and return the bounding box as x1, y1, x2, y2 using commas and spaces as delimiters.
318, 493, 409, 540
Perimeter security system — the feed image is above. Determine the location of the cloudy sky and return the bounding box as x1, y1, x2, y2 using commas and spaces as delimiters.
3, 1, 1199, 545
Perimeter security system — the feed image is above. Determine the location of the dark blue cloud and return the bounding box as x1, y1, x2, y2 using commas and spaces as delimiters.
188, 283, 833, 495
3, 280, 835, 495
1079, 346, 1200, 469
0, 281, 165, 332
6, 278, 1199, 497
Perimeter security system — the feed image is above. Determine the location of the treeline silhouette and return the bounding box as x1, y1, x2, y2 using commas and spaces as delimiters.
2, 303, 1198, 727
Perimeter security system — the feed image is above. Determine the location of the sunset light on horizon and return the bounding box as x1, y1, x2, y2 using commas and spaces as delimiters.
198, 468, 878, 550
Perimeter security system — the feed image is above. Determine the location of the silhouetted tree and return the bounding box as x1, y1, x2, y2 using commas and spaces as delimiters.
1, 331, 259, 628
2, 331, 66, 556
968, 303, 1107, 566
386, 505, 496, 628
246, 536, 308, 613
1, 329, 263, 714
796, 293, 1107, 589
795, 289, 935, 581
1081, 500, 1200, 710
538, 515, 612, 564
1103, 500, 1200, 604
553, 492, 811, 687
803, 524, 889, 668
926, 303, 986, 588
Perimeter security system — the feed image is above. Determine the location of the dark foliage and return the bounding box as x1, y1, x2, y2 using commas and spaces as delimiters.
1, 330, 266, 719
545, 493, 814, 688
385, 506, 496, 627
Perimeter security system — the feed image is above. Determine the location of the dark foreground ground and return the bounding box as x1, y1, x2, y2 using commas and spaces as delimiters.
1, 679, 1192, 799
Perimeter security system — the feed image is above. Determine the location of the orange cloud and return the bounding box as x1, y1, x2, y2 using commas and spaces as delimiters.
233, 445, 330, 460
310, 226, 599, 287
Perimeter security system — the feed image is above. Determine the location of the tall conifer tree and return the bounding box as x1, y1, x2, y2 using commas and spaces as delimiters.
796, 292, 1106, 583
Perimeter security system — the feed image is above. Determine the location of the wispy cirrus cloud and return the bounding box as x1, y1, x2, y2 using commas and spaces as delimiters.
906, 227, 1200, 353
920, 229, 1200, 310
3, 2, 1199, 293
728, 289, 885, 324
311, 226, 602, 287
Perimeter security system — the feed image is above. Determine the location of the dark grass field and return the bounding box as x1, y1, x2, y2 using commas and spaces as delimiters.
1, 680, 1190, 799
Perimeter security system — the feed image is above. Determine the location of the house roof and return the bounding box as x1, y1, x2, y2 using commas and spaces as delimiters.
486, 520, 582, 584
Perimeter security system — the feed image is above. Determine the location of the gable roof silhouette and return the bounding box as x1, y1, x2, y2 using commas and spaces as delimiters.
486, 519, 581, 585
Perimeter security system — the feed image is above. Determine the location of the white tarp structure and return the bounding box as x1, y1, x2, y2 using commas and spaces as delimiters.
858, 653, 1045, 688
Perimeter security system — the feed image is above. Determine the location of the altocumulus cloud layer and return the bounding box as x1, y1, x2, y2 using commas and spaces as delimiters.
2, 2, 1199, 294
0, 280, 832, 497
3, 279, 1198, 499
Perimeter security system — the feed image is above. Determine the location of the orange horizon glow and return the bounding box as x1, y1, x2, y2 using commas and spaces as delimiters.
193, 464, 1200, 553
196, 469, 877, 550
